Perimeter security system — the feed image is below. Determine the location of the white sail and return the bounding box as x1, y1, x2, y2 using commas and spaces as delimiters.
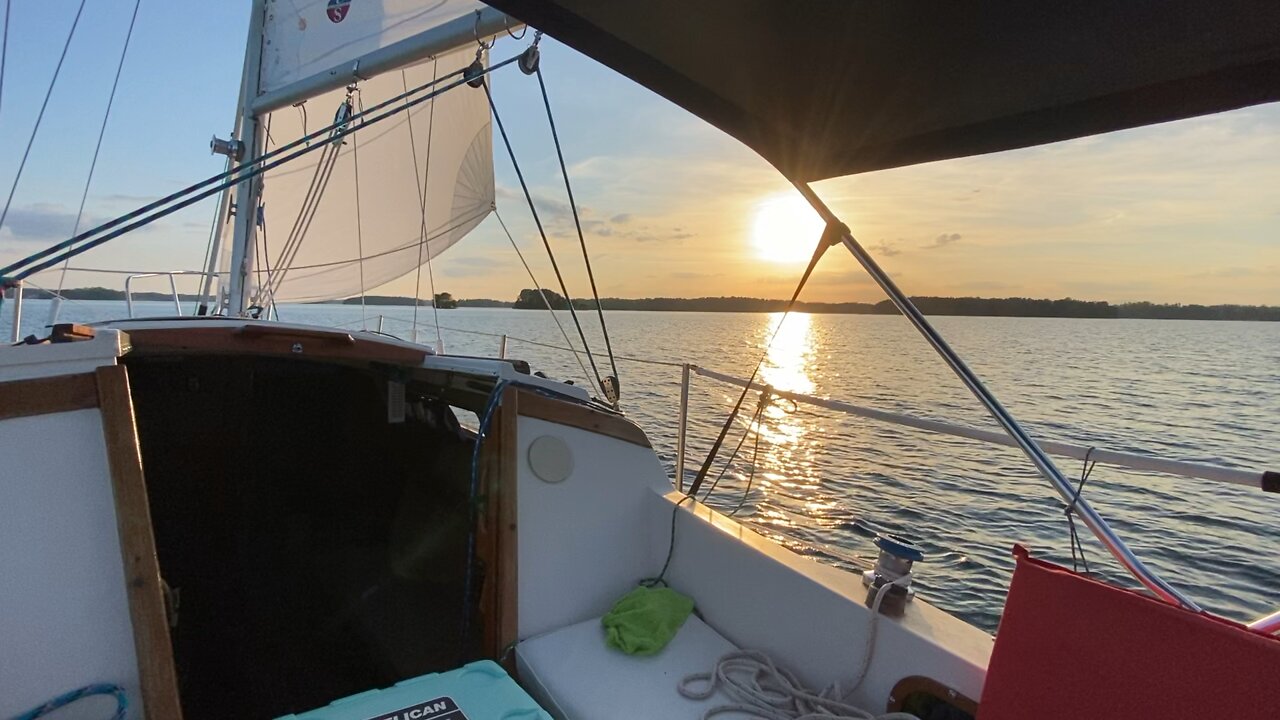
256, 45, 493, 304
260, 0, 487, 94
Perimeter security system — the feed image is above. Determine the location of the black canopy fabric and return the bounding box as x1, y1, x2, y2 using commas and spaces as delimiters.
486, 1, 1280, 182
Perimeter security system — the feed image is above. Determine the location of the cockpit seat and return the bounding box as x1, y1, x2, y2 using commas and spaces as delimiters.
516, 612, 743, 719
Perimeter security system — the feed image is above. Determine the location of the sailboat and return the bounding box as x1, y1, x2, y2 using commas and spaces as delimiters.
2, 1, 1278, 719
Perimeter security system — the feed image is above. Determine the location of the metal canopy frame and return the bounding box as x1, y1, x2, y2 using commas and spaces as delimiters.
792, 180, 1202, 611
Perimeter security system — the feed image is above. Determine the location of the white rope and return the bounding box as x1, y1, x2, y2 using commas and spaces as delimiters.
679, 577, 916, 720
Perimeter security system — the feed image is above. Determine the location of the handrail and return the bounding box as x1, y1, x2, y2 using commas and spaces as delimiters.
691, 365, 1277, 493
5, 279, 22, 342
123, 271, 216, 318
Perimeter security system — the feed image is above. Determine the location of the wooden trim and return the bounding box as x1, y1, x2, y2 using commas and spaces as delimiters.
235, 324, 355, 345
517, 390, 651, 448
497, 387, 520, 662
887, 675, 978, 716
124, 325, 427, 366
479, 387, 521, 664
0, 372, 99, 420
95, 365, 184, 720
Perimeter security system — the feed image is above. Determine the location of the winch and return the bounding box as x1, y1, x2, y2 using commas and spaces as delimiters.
862, 534, 924, 616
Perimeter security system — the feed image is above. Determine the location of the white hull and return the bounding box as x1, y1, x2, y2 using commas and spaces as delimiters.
0, 318, 986, 718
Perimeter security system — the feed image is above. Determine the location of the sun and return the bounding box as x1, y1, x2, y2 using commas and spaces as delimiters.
750, 193, 825, 264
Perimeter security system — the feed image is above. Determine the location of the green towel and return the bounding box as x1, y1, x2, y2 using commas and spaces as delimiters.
602, 585, 695, 655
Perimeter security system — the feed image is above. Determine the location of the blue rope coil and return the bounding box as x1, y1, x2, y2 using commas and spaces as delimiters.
11, 684, 127, 720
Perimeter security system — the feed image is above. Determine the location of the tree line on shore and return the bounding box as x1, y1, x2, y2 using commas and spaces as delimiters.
510, 288, 1279, 321
20, 286, 1279, 321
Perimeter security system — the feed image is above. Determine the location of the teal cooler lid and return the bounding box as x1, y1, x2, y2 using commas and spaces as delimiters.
279, 660, 551, 720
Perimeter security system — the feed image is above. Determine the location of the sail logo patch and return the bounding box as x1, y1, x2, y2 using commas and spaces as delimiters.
327, 0, 352, 23
365, 697, 468, 720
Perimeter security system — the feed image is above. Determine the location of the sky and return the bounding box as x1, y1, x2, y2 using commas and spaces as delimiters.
1, 1, 1277, 306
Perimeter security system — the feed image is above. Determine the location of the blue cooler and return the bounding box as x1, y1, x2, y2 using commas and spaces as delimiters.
279, 661, 551, 720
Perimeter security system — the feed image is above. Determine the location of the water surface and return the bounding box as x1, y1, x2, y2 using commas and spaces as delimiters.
6, 300, 1278, 632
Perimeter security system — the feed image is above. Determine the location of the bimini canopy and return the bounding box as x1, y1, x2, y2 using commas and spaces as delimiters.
486, 1, 1280, 181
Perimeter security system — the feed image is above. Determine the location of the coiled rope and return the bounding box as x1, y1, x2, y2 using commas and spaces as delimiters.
12, 683, 127, 720
678, 577, 916, 720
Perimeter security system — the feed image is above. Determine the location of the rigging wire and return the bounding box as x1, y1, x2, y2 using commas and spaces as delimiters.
350, 90, 368, 329
194, 155, 231, 315
686, 221, 844, 497
495, 208, 600, 394
0, 0, 87, 234
534, 65, 621, 397
402, 62, 444, 350
1066, 448, 1098, 574
483, 80, 608, 397
1, 54, 520, 283
49, 0, 142, 323
0, 0, 9, 120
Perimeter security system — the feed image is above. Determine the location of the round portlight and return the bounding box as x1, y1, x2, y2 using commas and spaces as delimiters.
528, 435, 573, 483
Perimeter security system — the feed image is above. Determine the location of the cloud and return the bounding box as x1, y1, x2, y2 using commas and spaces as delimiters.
100, 193, 159, 205
498, 184, 680, 243
868, 239, 902, 257
440, 254, 517, 278
924, 232, 962, 249
627, 226, 693, 243
0, 204, 109, 243
1, 201, 178, 251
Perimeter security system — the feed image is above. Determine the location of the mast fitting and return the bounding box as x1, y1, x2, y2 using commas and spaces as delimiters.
210, 135, 244, 161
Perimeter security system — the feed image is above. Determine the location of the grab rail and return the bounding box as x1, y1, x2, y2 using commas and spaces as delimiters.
5, 279, 22, 342
688, 365, 1277, 493
123, 270, 218, 318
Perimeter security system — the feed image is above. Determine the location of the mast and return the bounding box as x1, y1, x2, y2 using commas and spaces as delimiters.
224, 0, 268, 316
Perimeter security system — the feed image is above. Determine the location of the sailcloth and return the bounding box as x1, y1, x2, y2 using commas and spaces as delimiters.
260, 0, 487, 94
217, 0, 495, 304
257, 46, 493, 303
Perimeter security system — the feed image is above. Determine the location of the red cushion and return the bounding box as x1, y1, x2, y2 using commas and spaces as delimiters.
980, 545, 1280, 719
